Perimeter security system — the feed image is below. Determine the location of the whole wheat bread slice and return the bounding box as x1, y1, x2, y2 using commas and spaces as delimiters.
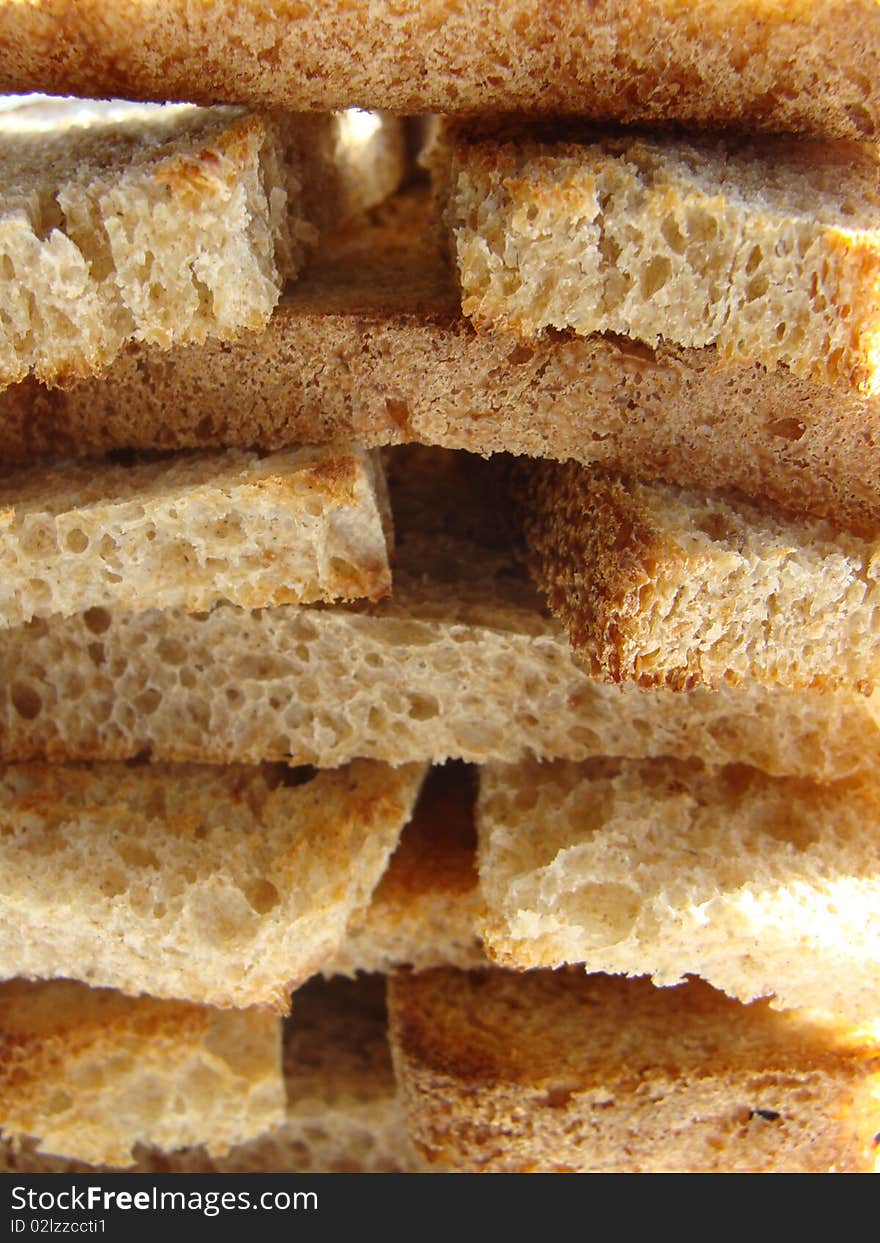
0, 444, 392, 627
0, 978, 283, 1167
0, 759, 426, 1009
442, 125, 880, 393
520, 459, 880, 693
5, 193, 880, 530
0, 3, 877, 138
0, 976, 419, 1173
2, 448, 880, 780
389, 968, 880, 1173
478, 757, 880, 1025
0, 100, 403, 392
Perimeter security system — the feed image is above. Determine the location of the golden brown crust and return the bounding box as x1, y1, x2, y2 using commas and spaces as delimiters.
517, 462, 665, 685
388, 969, 880, 1172
372, 764, 477, 908
518, 459, 880, 693
4, 200, 880, 530
2, 1, 879, 138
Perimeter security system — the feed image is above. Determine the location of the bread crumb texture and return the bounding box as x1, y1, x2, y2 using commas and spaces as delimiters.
0, 101, 404, 392
520, 459, 880, 692
447, 130, 880, 391
478, 757, 880, 1024
0, 759, 426, 1007
1, 2, 879, 137
0, 444, 392, 626
0, 976, 419, 1172
4, 189, 880, 531
327, 763, 486, 977
0, 978, 283, 1166
389, 968, 880, 1173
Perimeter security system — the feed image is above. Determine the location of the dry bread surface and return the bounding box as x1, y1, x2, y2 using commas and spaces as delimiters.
4, 190, 880, 531
478, 757, 880, 1024
0, 2, 878, 138
327, 762, 486, 978
0, 759, 426, 1008
0, 976, 418, 1174
0, 442, 874, 780
445, 129, 880, 392
0, 978, 284, 1166
0, 444, 393, 627
521, 460, 880, 692
0, 100, 403, 392
2, 448, 880, 779
389, 968, 880, 1173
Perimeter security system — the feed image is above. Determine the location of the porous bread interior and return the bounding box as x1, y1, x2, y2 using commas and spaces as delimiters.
0, 978, 283, 1167
0, 102, 404, 393
521, 459, 880, 692
447, 130, 880, 390
3, 448, 880, 780
327, 762, 486, 978
0, 759, 426, 1008
0, 976, 419, 1173
0, 105, 292, 390
144, 976, 419, 1173
389, 968, 880, 1173
1, 1, 878, 139
477, 757, 880, 1024
5, 187, 880, 533
0, 444, 392, 627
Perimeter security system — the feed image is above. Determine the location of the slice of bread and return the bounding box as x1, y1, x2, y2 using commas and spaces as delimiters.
144, 976, 418, 1174
3, 449, 880, 780
388, 968, 880, 1172
478, 757, 880, 1024
6, 191, 880, 530
443, 127, 880, 392
0, 100, 403, 392
520, 460, 880, 692
327, 763, 486, 978
0, 759, 426, 1008
0, 978, 284, 1167
0, 444, 392, 628
0, 4, 877, 138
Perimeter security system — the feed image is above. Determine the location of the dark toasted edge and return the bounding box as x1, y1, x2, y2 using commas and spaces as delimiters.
515, 461, 663, 684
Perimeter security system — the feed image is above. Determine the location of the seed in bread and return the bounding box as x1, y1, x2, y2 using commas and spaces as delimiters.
478, 757, 880, 1024
0, 759, 426, 1009
520, 459, 880, 692
389, 968, 880, 1173
0, 978, 283, 1167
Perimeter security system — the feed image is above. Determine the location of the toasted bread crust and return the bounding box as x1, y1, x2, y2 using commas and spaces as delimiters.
389, 969, 880, 1173
521, 460, 880, 692
1, 1, 879, 138
4, 203, 880, 529
518, 462, 668, 685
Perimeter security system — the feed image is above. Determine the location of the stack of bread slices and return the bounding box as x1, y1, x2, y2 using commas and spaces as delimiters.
1, 2, 880, 1175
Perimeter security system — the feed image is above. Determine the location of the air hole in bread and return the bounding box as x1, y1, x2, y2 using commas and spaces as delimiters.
10, 682, 41, 720
83, 606, 112, 635
65, 527, 89, 553
244, 878, 280, 915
